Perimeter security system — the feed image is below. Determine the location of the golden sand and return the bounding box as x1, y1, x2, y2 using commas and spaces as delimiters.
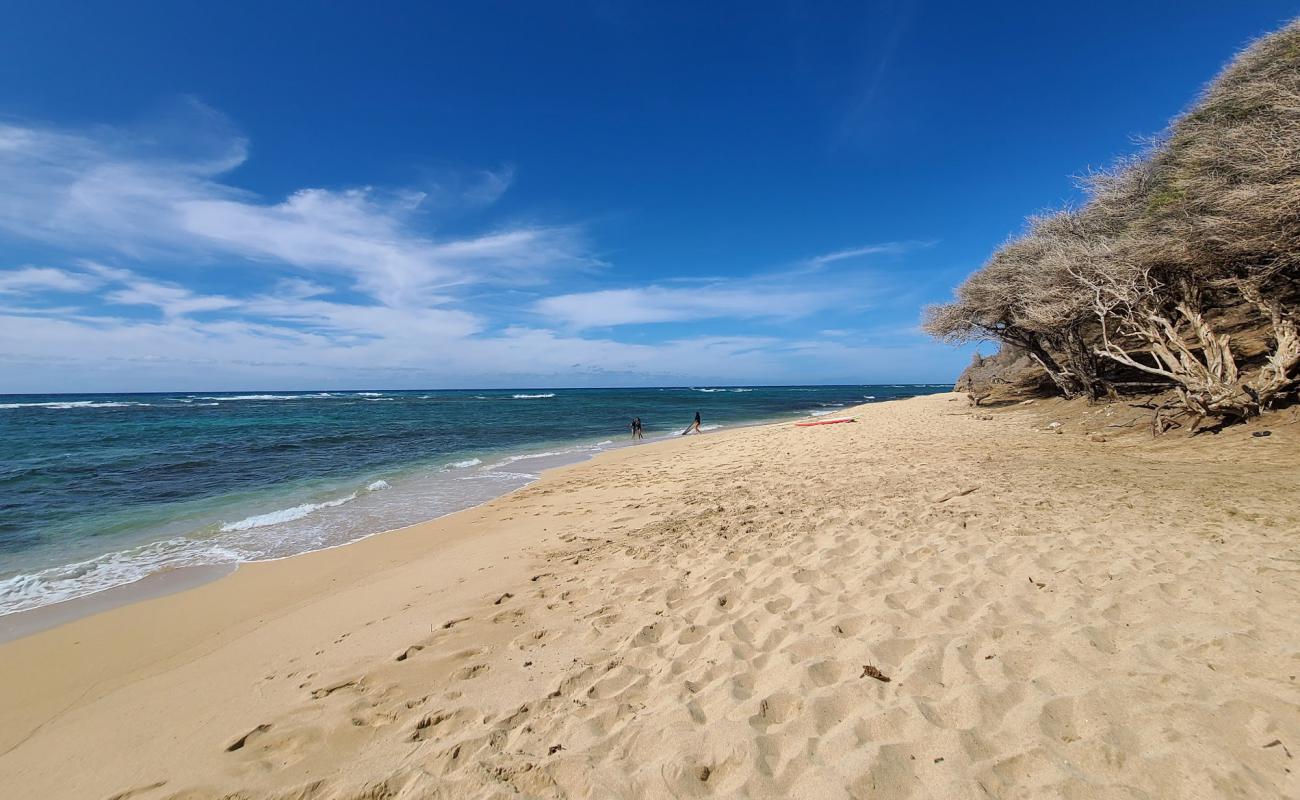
1, 392, 1297, 799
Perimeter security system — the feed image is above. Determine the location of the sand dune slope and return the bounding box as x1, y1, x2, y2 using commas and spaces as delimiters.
2, 393, 1298, 799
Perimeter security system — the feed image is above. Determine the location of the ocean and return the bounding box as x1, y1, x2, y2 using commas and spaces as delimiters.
0, 385, 947, 615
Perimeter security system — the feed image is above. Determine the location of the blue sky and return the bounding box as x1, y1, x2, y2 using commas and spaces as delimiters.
0, 1, 1295, 392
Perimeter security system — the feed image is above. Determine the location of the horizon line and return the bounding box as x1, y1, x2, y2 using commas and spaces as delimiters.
0, 382, 956, 398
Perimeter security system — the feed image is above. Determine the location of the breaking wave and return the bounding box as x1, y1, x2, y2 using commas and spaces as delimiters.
0, 401, 145, 410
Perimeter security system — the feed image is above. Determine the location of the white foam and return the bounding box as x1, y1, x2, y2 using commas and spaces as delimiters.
459, 470, 538, 482
492, 449, 569, 466
356, 392, 383, 397
0, 401, 143, 410
0, 441, 612, 616
0, 537, 246, 616
2, 395, 787, 616
197, 394, 306, 401
219, 493, 359, 532
808, 408, 842, 416
480, 441, 615, 471
512, 393, 555, 399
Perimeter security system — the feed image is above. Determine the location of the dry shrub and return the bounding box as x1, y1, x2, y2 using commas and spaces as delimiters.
927, 19, 1300, 426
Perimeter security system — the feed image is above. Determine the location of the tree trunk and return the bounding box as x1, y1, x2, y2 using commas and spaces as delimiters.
1023, 336, 1084, 399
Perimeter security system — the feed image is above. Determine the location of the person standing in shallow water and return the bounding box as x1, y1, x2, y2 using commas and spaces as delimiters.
682, 411, 702, 435
630, 417, 644, 440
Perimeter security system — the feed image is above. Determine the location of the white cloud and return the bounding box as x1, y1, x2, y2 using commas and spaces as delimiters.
804, 240, 933, 266
0, 105, 965, 391
0, 305, 801, 392
106, 277, 241, 318
0, 262, 844, 388
0, 107, 588, 306
530, 239, 933, 330
0, 265, 100, 294
535, 285, 838, 329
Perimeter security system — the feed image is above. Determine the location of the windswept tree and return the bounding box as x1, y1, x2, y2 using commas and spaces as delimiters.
927, 18, 1300, 426
923, 212, 1110, 400
1143, 21, 1300, 409
1080, 22, 1300, 419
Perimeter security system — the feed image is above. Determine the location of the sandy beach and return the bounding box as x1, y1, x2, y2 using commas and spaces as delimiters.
1, 392, 1297, 799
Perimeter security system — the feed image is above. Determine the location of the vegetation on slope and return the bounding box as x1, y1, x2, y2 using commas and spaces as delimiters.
925, 20, 1300, 430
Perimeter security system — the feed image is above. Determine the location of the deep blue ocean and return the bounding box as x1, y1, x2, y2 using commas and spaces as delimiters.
0, 385, 947, 614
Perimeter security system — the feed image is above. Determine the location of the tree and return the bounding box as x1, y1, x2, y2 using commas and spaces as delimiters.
926, 19, 1300, 426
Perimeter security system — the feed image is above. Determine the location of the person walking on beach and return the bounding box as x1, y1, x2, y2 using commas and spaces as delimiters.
682, 410, 702, 435
630, 417, 644, 440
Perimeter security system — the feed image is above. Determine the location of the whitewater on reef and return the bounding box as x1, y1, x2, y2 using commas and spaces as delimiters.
0, 385, 946, 616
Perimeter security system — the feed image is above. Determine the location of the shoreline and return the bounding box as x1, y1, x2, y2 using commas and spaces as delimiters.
4, 387, 856, 622
0, 405, 811, 632
3, 391, 1295, 799
0, 410, 805, 643
0, 404, 811, 792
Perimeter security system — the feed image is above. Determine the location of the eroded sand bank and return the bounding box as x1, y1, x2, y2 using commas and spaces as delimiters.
1, 393, 1297, 799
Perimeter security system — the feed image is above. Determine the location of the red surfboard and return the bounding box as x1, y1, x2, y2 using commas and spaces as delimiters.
795, 417, 856, 427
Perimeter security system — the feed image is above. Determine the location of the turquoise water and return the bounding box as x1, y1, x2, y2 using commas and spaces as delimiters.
0, 385, 946, 614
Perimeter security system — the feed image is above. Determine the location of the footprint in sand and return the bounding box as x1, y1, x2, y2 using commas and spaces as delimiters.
452, 663, 488, 680
394, 645, 424, 662
224, 724, 272, 752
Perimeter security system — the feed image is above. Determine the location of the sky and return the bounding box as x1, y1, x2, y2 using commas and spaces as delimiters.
0, 1, 1295, 393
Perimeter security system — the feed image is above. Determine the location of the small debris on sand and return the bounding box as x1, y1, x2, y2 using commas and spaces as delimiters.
861, 665, 891, 682
934, 486, 978, 504
1263, 739, 1292, 758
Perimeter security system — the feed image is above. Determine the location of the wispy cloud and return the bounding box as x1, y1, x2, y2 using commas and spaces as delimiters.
0, 263, 956, 390
835, 1, 916, 145
0, 103, 960, 390
804, 240, 933, 266
535, 240, 931, 330
0, 102, 588, 306
0, 265, 100, 294
535, 285, 838, 329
